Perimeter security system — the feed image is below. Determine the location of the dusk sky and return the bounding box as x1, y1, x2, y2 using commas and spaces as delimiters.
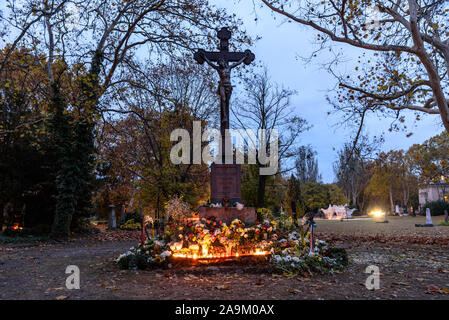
212, 0, 444, 183
0, 1, 443, 183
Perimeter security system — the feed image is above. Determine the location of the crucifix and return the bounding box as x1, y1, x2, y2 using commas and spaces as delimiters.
194, 27, 255, 162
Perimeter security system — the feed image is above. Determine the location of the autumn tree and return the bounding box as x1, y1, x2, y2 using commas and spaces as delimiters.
261, 0, 449, 132
407, 131, 449, 199
97, 58, 218, 218
0, 49, 56, 230
407, 131, 449, 183
1, 0, 246, 237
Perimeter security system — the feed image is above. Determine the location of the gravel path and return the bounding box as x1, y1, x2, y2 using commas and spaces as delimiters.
1, 238, 449, 300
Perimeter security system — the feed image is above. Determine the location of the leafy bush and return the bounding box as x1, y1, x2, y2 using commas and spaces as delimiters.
124, 211, 143, 223
423, 200, 449, 216
257, 208, 274, 221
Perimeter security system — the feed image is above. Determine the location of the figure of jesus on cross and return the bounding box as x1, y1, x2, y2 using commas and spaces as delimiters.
194, 27, 255, 160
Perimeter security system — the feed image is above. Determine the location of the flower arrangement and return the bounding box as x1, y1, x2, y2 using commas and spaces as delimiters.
270, 231, 348, 275
116, 237, 171, 270
116, 213, 348, 275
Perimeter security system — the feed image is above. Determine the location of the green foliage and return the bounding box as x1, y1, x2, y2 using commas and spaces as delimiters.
241, 164, 283, 210
407, 132, 449, 184
123, 211, 143, 224
119, 219, 141, 230
257, 208, 274, 221
49, 84, 78, 238
302, 182, 329, 213
423, 200, 449, 216
325, 183, 346, 205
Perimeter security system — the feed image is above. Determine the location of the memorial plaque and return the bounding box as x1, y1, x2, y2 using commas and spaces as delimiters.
210, 163, 241, 204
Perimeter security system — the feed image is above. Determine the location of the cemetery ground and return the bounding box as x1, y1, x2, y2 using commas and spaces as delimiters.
1, 216, 449, 300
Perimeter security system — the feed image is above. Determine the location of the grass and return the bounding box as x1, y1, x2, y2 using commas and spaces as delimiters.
315, 215, 449, 237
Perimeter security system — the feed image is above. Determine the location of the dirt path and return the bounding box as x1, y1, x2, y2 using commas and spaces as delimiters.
1, 239, 449, 300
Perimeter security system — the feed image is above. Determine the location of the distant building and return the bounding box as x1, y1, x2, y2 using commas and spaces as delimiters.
418, 182, 449, 205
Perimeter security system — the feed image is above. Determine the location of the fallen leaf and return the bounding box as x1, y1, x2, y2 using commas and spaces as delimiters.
216, 285, 231, 290
55, 295, 68, 300
287, 288, 301, 294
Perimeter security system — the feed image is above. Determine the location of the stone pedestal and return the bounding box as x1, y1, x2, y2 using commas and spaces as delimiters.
210, 163, 241, 205
199, 207, 256, 224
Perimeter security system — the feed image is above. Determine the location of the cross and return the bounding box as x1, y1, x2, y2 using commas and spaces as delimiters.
194, 27, 255, 161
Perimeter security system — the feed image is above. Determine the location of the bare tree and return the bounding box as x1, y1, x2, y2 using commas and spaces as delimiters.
260, 0, 449, 132
232, 68, 310, 207
334, 135, 378, 210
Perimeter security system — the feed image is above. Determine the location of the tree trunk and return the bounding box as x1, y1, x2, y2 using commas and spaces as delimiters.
389, 186, 394, 215
257, 173, 267, 208
352, 191, 357, 209
0, 204, 4, 231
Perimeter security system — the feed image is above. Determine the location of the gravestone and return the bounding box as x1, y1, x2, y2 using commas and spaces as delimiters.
210, 163, 241, 204
108, 205, 116, 230
444, 210, 448, 223
425, 208, 433, 226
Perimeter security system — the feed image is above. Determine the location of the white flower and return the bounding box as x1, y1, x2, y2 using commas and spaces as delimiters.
160, 251, 172, 259
292, 257, 300, 263
155, 240, 165, 247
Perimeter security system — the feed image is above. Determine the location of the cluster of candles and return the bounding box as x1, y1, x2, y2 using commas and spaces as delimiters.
170, 244, 268, 260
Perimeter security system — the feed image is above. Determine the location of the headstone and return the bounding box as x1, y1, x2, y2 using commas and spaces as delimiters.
210, 163, 242, 205
108, 205, 116, 230
444, 210, 448, 223
395, 205, 400, 215
425, 208, 433, 226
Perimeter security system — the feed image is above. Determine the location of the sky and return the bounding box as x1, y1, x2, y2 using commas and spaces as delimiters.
211, 0, 444, 183
0, 1, 444, 183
